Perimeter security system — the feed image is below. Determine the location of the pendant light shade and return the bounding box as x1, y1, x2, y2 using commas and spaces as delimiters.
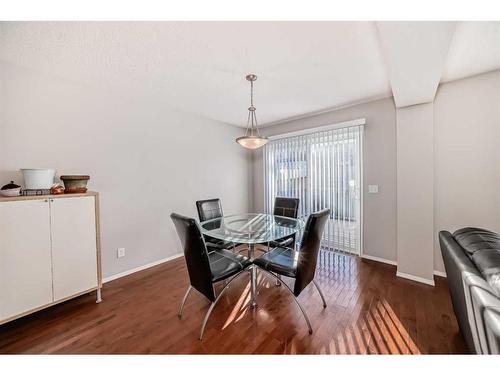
236, 135, 269, 149
236, 74, 268, 150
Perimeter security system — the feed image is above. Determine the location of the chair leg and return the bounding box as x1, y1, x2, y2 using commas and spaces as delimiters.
313, 280, 327, 308
178, 286, 192, 319
260, 269, 313, 334
199, 270, 249, 340
199, 302, 216, 340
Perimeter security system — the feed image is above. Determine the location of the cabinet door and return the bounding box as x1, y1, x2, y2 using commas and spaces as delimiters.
0, 200, 53, 322
50, 196, 98, 301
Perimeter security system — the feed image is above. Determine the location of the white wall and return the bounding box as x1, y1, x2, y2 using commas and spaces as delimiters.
396, 103, 435, 284
434, 69, 500, 272
0, 61, 251, 278
2, 55, 499, 284
0, 60, 4, 162
251, 69, 500, 280
252, 98, 398, 262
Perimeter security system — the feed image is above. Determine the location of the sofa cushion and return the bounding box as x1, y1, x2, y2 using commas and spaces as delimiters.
452, 227, 500, 298
471, 250, 500, 298
453, 227, 500, 257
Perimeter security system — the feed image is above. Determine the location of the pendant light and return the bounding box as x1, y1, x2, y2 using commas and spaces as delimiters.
236, 74, 269, 150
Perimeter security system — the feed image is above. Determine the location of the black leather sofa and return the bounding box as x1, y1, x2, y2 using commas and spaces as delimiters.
439, 227, 500, 354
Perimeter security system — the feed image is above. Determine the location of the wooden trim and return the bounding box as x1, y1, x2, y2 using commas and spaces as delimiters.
0, 287, 99, 325
94, 193, 103, 288
0, 191, 98, 203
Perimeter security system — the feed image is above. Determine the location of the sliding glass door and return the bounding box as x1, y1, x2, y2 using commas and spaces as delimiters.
264, 124, 363, 255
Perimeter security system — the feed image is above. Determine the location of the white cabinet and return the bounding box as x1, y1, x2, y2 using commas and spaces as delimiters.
51, 196, 98, 301
0, 193, 102, 325
0, 200, 53, 321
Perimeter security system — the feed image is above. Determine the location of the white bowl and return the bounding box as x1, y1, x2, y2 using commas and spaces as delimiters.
0, 187, 21, 197
21, 168, 56, 190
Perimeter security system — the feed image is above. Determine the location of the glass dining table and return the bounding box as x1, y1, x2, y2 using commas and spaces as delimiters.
200, 213, 304, 308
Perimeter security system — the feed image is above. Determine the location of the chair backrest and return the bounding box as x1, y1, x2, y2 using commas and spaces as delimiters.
273, 197, 300, 219
196, 198, 224, 222
170, 213, 216, 302
294, 208, 330, 296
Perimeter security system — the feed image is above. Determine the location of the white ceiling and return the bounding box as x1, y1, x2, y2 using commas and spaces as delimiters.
1, 21, 499, 127
376, 22, 457, 108
442, 22, 500, 82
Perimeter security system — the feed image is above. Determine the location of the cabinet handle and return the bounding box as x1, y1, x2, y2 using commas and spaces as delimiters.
50, 199, 54, 202
43, 199, 48, 202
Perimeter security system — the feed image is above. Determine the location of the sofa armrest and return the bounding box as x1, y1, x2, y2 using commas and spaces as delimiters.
469, 280, 500, 354
484, 309, 500, 354
439, 230, 483, 353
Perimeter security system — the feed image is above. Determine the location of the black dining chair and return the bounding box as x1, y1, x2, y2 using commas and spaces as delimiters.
196, 198, 237, 251
267, 197, 300, 285
253, 208, 330, 334
270, 197, 300, 249
196, 198, 224, 222
171, 212, 252, 340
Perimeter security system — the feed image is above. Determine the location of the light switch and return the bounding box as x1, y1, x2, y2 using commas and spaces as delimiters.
368, 185, 379, 194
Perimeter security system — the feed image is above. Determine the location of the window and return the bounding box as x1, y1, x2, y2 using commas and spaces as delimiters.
264, 123, 363, 255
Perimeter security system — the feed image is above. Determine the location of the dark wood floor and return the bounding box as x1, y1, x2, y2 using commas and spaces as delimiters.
0, 250, 466, 354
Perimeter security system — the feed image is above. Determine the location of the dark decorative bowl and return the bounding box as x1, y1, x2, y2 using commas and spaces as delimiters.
60, 175, 90, 193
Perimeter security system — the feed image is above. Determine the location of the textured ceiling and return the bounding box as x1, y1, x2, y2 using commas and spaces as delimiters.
442, 21, 500, 82
0, 22, 391, 126
1, 21, 499, 127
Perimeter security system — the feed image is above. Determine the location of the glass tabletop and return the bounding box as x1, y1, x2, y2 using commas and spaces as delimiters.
200, 213, 304, 244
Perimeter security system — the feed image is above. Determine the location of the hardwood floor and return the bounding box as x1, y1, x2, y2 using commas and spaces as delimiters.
0, 250, 466, 354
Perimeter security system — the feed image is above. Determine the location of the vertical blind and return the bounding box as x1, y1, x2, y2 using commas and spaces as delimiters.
264, 124, 363, 255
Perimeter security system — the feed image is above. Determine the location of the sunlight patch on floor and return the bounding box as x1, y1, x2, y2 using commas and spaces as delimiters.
324, 298, 420, 354
221, 281, 252, 330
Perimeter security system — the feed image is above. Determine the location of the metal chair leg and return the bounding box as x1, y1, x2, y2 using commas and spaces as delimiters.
199, 270, 249, 340
260, 269, 313, 334
313, 280, 327, 308
199, 302, 216, 340
178, 286, 192, 319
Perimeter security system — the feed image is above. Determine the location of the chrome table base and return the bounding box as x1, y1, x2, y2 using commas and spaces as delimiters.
249, 243, 258, 308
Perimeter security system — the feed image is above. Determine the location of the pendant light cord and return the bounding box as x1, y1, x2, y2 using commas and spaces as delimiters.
250, 79, 254, 107
246, 77, 261, 137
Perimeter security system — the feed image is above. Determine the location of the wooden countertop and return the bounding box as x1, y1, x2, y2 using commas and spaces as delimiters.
0, 191, 98, 203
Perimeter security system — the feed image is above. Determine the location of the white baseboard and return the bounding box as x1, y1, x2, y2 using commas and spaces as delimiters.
361, 254, 397, 266
103, 253, 184, 283
361, 253, 446, 282
396, 271, 435, 286
433, 270, 447, 278
101, 251, 446, 286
